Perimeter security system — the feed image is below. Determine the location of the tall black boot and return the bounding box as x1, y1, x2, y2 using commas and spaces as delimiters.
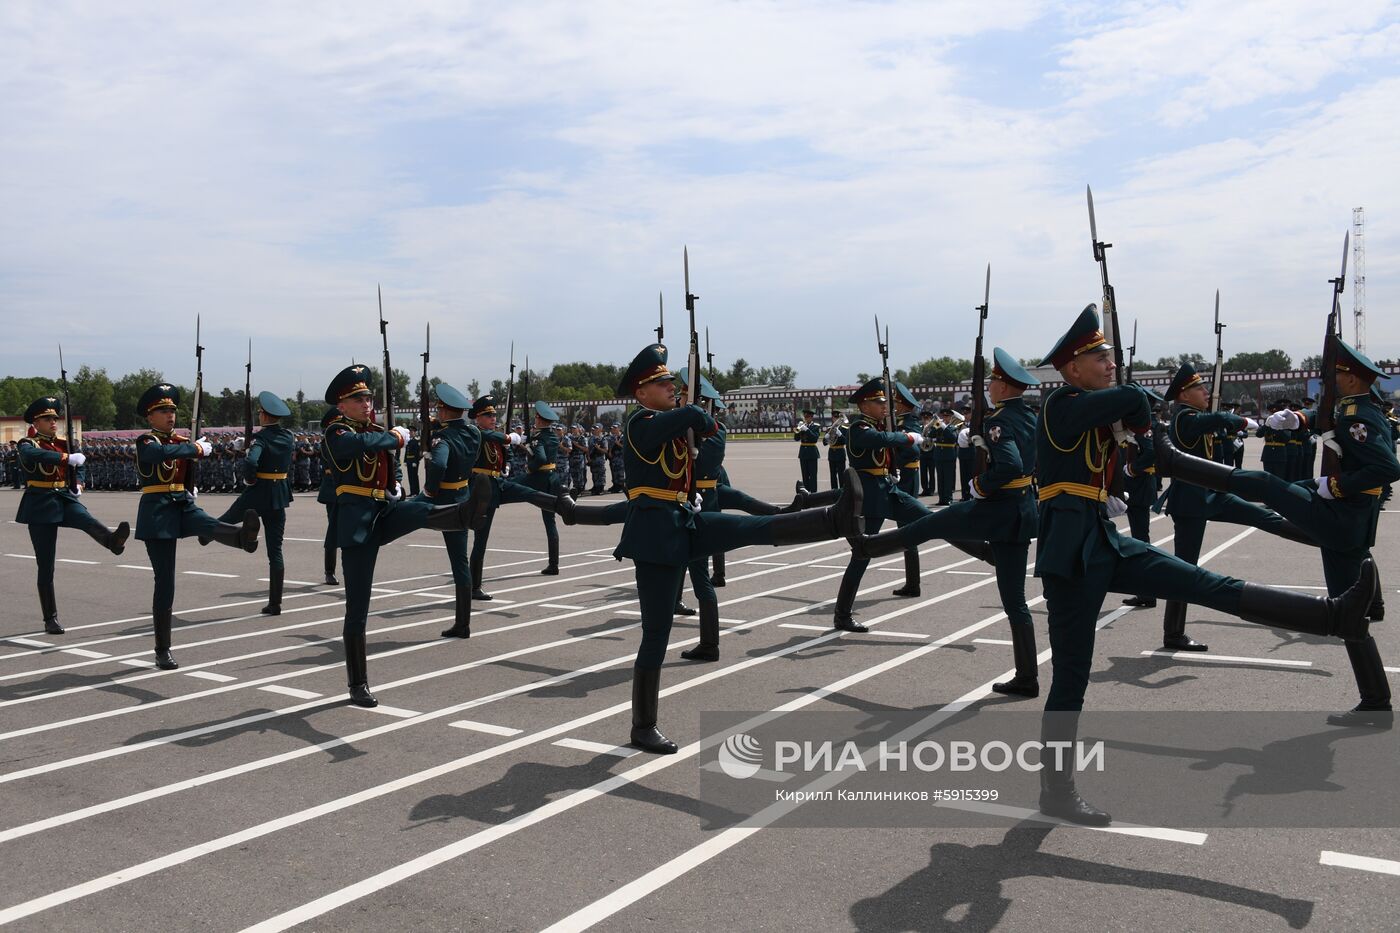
261, 566, 284, 616
949, 539, 996, 565
38, 581, 63, 635
789, 488, 841, 512
1122, 594, 1157, 608
765, 470, 863, 546
153, 609, 178, 670
209, 510, 261, 553
1369, 567, 1385, 621
344, 632, 377, 707
83, 520, 129, 555
1327, 636, 1393, 728
468, 473, 493, 531
470, 550, 491, 601
711, 552, 726, 587
555, 495, 623, 526
992, 625, 1039, 697
423, 501, 472, 531
1238, 559, 1376, 642
323, 547, 339, 586
1038, 716, 1111, 826
833, 570, 868, 633
541, 537, 559, 575
441, 585, 472, 638
1154, 433, 1233, 491
892, 548, 921, 597
629, 667, 677, 754
681, 599, 720, 662
1161, 599, 1206, 651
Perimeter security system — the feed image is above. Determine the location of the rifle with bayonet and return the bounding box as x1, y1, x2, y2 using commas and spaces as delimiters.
705, 327, 715, 382
1126, 320, 1138, 386
58, 344, 78, 493
1316, 232, 1350, 475
683, 248, 702, 492
1211, 291, 1225, 413
244, 339, 254, 447
190, 316, 204, 491
874, 316, 895, 432
420, 324, 432, 450
969, 264, 991, 473
1086, 185, 1130, 497
377, 285, 399, 465
503, 342, 516, 438
521, 355, 531, 434
656, 292, 664, 345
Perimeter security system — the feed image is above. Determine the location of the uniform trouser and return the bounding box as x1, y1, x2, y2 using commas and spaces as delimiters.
219, 503, 287, 570
799, 457, 818, 492
1170, 495, 1285, 566
142, 507, 226, 616
716, 485, 775, 514
828, 454, 846, 490
406, 463, 421, 497
920, 455, 936, 493
837, 487, 930, 602
588, 457, 605, 491
1042, 543, 1245, 711
958, 451, 976, 499
341, 498, 436, 637
634, 512, 777, 668
610, 457, 625, 488
1126, 502, 1151, 543
571, 459, 586, 491
25, 501, 108, 589
443, 529, 471, 588
935, 461, 957, 503
681, 553, 717, 615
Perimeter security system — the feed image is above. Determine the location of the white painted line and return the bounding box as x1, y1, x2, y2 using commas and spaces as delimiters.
405, 543, 446, 549
184, 671, 237, 683
810, 564, 851, 570
1320, 850, 1400, 876
259, 578, 321, 586
553, 738, 640, 758
616, 610, 643, 616
119, 658, 156, 669
935, 800, 1209, 844
491, 548, 547, 555
779, 623, 833, 632
719, 619, 747, 626
859, 629, 928, 640
973, 638, 1014, 646
541, 604, 581, 611
3, 553, 36, 560
183, 571, 239, 578
117, 564, 151, 571
744, 560, 790, 567
258, 686, 323, 700
1140, 650, 1313, 668
282, 537, 325, 542
448, 720, 522, 737
947, 570, 991, 575
367, 705, 422, 719
1385, 667, 1400, 675
57, 558, 99, 565
60, 648, 110, 660
8, 637, 53, 649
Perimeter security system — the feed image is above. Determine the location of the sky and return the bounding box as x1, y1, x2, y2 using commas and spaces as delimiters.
3, 1, 1399, 399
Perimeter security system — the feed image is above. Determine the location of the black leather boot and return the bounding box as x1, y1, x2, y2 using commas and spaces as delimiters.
153, 609, 178, 670
1162, 600, 1207, 651
833, 571, 868, 633
1122, 594, 1157, 608
541, 537, 559, 576
84, 520, 129, 555
711, 552, 726, 587
891, 548, 921, 598
1369, 568, 1385, 621
992, 625, 1039, 697
681, 599, 720, 662
470, 551, 491, 601
468, 473, 493, 531
949, 539, 996, 565
1038, 716, 1110, 826
674, 602, 697, 617
1154, 433, 1233, 491
1327, 636, 1393, 728
38, 582, 63, 635
852, 525, 910, 561
323, 547, 339, 586
440, 585, 472, 638
209, 510, 261, 553
555, 495, 623, 526
1270, 519, 1319, 547
261, 566, 283, 616
423, 501, 472, 531
344, 632, 377, 707
629, 667, 677, 754
765, 470, 863, 546
1238, 559, 1375, 641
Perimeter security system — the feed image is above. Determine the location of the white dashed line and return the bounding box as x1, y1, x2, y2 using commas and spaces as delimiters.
184, 571, 238, 578
184, 671, 238, 683
448, 721, 523, 737
973, 638, 1014, 646
60, 648, 110, 659
1140, 650, 1312, 667
553, 738, 640, 758
57, 558, 99, 565
367, 705, 422, 719
1320, 850, 1400, 876
258, 686, 323, 700
8, 638, 53, 649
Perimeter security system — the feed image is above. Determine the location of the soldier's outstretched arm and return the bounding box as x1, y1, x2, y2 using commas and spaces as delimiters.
1179, 410, 1245, 444
1049, 385, 1150, 437
137, 434, 200, 465
325, 422, 402, 459
16, 439, 65, 469
627, 404, 715, 449
972, 423, 1024, 496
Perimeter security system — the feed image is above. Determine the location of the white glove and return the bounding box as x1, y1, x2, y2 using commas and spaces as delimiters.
968, 480, 986, 500
192, 437, 212, 457
1316, 476, 1335, 501
969, 434, 987, 451
1123, 462, 1135, 479
956, 428, 970, 448
189, 486, 199, 499
1243, 417, 1260, 431
387, 483, 404, 502
904, 432, 921, 448
391, 425, 412, 446
1106, 496, 1128, 517
1111, 423, 1135, 447
231, 436, 246, 452
67, 452, 86, 467
74, 485, 83, 496
1266, 411, 1299, 430
508, 432, 524, 445
692, 492, 703, 510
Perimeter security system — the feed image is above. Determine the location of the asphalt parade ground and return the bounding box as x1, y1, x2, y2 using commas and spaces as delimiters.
1, 439, 1396, 932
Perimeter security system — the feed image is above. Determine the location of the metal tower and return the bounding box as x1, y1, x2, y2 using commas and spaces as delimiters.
1353, 207, 1366, 352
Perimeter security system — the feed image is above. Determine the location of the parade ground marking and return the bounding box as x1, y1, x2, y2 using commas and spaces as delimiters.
1319, 850, 1400, 877
448, 721, 522, 737
1140, 651, 1312, 668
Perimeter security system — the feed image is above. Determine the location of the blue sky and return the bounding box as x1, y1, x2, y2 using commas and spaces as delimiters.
3, 1, 1399, 398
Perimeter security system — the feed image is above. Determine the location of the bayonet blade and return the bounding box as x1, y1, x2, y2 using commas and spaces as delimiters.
1086, 185, 1097, 246
1339, 230, 1350, 290
982, 262, 991, 315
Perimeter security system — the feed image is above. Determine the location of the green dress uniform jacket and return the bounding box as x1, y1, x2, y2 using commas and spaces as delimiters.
324, 418, 404, 548
14, 434, 81, 525
134, 431, 208, 541
423, 419, 481, 503
615, 404, 717, 568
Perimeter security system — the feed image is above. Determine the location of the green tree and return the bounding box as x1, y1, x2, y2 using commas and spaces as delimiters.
754, 364, 797, 387
1226, 349, 1291, 372
112, 369, 168, 428
897, 357, 974, 385
69, 366, 117, 429
1299, 354, 1324, 370
0, 376, 61, 416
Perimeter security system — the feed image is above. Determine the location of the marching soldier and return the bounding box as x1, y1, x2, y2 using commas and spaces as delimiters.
1030, 306, 1374, 825
586, 423, 607, 495
823, 407, 848, 490
209, 392, 296, 615
1257, 400, 1290, 477
918, 409, 937, 495
569, 424, 587, 497
1156, 338, 1397, 728
134, 383, 262, 669
1120, 386, 1164, 609
317, 408, 341, 585
607, 422, 626, 492
794, 408, 820, 493
890, 383, 926, 596
931, 408, 961, 506
673, 367, 728, 661
555, 424, 572, 491
425, 384, 481, 639
403, 427, 422, 496
15, 396, 130, 634
521, 400, 565, 575
323, 365, 480, 706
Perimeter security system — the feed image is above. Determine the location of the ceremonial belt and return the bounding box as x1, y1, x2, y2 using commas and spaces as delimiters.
1003, 476, 1034, 489
830, 444, 845, 450
1264, 441, 1286, 447
532, 464, 556, 471
934, 443, 956, 448
336, 485, 386, 500
858, 467, 889, 476
472, 468, 503, 477
1287, 439, 1302, 445
695, 479, 718, 489
141, 483, 186, 495
1038, 481, 1107, 503
903, 461, 919, 469
800, 442, 818, 447
26, 480, 66, 489
439, 479, 470, 490
255, 472, 288, 480
628, 485, 688, 504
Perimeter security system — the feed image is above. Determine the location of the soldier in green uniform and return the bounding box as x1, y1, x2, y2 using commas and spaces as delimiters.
918, 409, 937, 495
794, 408, 821, 493
134, 384, 261, 669
1156, 339, 1398, 728
824, 408, 848, 491
323, 365, 480, 706
520, 400, 566, 575
671, 367, 729, 662
852, 350, 1043, 696
612, 343, 864, 753
317, 408, 341, 586
891, 382, 926, 597
15, 396, 130, 635
931, 407, 961, 506
1031, 307, 1375, 825
205, 391, 295, 615
403, 428, 422, 497
1257, 400, 1291, 477
832, 378, 929, 632
1300, 396, 1319, 478
1282, 401, 1303, 480
424, 384, 482, 639
1119, 385, 1164, 609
